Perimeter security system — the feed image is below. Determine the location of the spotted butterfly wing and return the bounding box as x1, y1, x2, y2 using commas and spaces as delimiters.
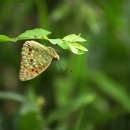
19, 40, 59, 81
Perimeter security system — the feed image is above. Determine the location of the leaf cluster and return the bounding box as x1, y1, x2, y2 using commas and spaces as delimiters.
0, 28, 87, 55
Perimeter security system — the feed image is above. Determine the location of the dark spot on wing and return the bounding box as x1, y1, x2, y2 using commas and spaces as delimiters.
39, 67, 42, 70
30, 59, 33, 62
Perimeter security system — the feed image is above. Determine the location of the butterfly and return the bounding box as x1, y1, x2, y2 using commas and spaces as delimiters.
19, 40, 59, 81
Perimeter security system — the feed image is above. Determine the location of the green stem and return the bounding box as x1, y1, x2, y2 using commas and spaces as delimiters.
74, 108, 84, 130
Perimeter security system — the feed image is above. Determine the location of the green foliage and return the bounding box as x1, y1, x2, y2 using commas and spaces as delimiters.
45, 94, 96, 125
63, 34, 86, 42
0, 0, 130, 130
17, 28, 51, 40
17, 103, 43, 130
91, 72, 130, 111
0, 28, 87, 55
0, 35, 16, 42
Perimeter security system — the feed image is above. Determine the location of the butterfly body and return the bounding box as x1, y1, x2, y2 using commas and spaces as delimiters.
19, 40, 59, 81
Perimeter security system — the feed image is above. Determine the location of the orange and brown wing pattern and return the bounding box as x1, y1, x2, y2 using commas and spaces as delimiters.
19, 41, 53, 81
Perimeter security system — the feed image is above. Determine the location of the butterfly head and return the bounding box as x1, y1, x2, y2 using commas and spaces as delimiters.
47, 47, 59, 61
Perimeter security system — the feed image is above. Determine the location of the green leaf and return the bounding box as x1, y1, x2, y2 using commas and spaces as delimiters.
70, 42, 88, 51
67, 42, 87, 55
63, 34, 86, 42
48, 38, 70, 49
17, 28, 51, 40
67, 43, 78, 54
0, 92, 24, 102
48, 38, 63, 45
67, 44, 84, 55
0, 35, 16, 42
76, 50, 86, 55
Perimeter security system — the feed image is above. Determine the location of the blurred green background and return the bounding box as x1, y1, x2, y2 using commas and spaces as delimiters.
0, 0, 130, 130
